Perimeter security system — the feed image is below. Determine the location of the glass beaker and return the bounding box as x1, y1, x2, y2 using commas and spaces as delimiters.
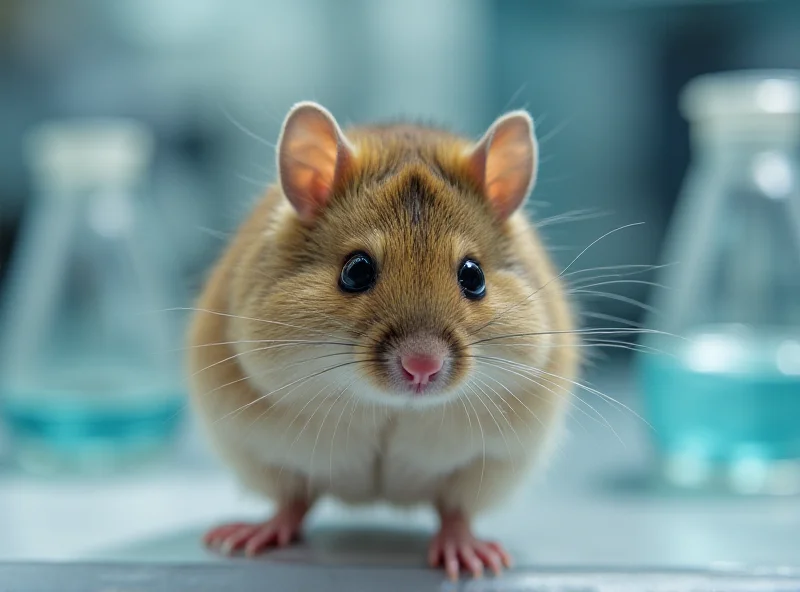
0, 119, 187, 474
638, 71, 800, 495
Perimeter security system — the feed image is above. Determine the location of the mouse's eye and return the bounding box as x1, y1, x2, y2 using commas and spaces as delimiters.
339, 252, 377, 293
458, 259, 486, 300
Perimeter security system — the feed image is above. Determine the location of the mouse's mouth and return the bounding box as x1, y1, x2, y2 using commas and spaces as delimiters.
366, 329, 466, 398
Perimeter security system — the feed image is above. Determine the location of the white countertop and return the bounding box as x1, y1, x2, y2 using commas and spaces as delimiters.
1, 367, 798, 571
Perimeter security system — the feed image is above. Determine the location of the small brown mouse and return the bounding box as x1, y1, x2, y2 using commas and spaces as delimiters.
188, 102, 579, 580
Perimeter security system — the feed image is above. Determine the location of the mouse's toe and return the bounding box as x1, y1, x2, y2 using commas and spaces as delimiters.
203, 500, 309, 557
427, 512, 513, 580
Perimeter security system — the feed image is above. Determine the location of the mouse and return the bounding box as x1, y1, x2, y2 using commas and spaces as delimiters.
187, 101, 579, 580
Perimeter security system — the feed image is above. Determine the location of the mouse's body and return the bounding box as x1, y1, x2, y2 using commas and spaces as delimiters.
188, 104, 579, 579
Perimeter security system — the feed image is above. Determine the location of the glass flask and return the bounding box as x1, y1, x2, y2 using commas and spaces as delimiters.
638, 71, 800, 495
0, 119, 186, 474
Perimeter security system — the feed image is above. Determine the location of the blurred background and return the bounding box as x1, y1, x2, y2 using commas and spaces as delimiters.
0, 0, 799, 575
2, 0, 800, 337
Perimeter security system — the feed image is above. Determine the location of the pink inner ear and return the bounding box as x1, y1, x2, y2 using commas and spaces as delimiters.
278, 104, 351, 221
469, 113, 536, 220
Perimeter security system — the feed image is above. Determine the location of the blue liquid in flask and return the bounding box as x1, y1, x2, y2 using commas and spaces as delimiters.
1, 363, 185, 474
639, 325, 800, 494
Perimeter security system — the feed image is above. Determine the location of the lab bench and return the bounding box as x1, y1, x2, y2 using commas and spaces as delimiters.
0, 365, 798, 590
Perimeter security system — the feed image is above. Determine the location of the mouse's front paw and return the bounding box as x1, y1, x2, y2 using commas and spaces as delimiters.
204, 500, 309, 557
428, 511, 512, 580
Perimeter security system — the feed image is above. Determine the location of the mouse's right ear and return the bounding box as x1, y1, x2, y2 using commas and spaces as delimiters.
277, 102, 355, 222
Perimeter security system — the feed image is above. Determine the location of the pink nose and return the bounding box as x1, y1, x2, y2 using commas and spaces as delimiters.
400, 354, 444, 387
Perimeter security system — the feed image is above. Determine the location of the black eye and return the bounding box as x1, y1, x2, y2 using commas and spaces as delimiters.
458, 259, 486, 300
339, 252, 377, 293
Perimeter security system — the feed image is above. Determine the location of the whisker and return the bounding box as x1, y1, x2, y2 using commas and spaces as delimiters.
235, 173, 271, 190
457, 392, 475, 448
258, 385, 337, 444
476, 339, 668, 356
178, 338, 366, 353
472, 368, 542, 431
535, 208, 608, 229
469, 326, 681, 347
219, 264, 380, 346
561, 263, 672, 279
221, 105, 276, 149
472, 357, 612, 439
280, 382, 335, 447
220, 109, 340, 180
330, 391, 356, 486
569, 279, 670, 291
372, 401, 378, 441
248, 380, 329, 439
196, 226, 232, 242
249, 162, 274, 178
467, 381, 516, 473
536, 366, 652, 429
202, 351, 356, 394
567, 290, 659, 315
483, 355, 651, 430
212, 359, 375, 423
294, 383, 345, 455
580, 311, 645, 328
461, 385, 486, 502
472, 374, 527, 454
501, 83, 527, 113
526, 342, 660, 357
191, 344, 355, 377
254, 275, 380, 344
537, 117, 573, 145
163, 307, 363, 344
476, 327, 672, 347
304, 390, 348, 496
469, 222, 645, 337
308, 380, 354, 490
549, 222, 646, 278
345, 397, 360, 455
581, 339, 669, 356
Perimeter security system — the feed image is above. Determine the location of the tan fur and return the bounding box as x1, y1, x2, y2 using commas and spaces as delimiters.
188, 114, 579, 518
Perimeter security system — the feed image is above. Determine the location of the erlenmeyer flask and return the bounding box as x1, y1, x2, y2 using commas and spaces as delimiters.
638, 71, 800, 495
0, 119, 186, 474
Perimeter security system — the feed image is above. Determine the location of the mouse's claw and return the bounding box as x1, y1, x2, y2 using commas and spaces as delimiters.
428, 512, 512, 580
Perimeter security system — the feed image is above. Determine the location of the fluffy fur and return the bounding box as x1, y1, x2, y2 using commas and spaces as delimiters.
188, 104, 578, 540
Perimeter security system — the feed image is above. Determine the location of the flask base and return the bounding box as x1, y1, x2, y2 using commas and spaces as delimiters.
1, 392, 185, 475
640, 351, 800, 496
654, 453, 800, 496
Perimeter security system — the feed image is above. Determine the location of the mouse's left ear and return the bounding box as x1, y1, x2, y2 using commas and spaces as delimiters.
465, 110, 538, 220
277, 101, 355, 222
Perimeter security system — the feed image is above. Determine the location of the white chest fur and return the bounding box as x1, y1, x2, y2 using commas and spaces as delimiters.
233, 396, 493, 506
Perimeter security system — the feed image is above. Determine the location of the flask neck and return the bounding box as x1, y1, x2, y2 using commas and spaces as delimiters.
692, 132, 800, 167
33, 177, 140, 203
690, 129, 799, 202
690, 114, 800, 156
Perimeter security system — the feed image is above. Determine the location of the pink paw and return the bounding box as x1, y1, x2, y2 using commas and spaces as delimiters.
204, 501, 308, 557
428, 512, 512, 580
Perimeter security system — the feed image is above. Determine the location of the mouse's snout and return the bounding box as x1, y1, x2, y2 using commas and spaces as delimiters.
382, 332, 457, 396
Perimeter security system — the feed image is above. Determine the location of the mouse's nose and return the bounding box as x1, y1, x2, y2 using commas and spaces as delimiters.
400, 354, 444, 387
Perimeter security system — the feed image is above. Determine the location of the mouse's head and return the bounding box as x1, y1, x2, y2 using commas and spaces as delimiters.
233, 102, 556, 409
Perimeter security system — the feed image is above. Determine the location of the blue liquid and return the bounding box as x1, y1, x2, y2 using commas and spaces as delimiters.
1, 390, 185, 473
640, 356, 800, 463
